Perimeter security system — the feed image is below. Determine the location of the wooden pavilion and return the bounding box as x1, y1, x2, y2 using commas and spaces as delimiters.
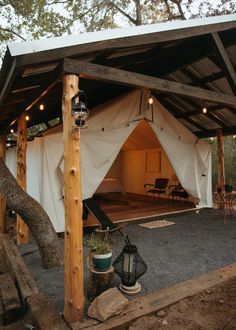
0, 14, 235, 323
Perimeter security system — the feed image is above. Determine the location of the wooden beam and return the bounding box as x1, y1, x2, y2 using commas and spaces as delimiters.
217, 128, 225, 186
190, 64, 236, 86
16, 111, 28, 245
0, 134, 6, 234
2, 235, 39, 301
75, 263, 236, 330
168, 89, 230, 129
22, 63, 62, 113
212, 32, 236, 94
0, 64, 62, 134
63, 59, 236, 107
108, 38, 211, 75
62, 74, 84, 323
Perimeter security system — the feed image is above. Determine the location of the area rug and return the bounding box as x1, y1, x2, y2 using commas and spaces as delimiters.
139, 219, 175, 229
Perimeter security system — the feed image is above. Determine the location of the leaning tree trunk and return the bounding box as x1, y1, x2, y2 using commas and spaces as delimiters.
0, 157, 63, 269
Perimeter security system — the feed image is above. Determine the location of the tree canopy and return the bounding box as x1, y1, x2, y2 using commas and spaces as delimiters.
0, 0, 235, 61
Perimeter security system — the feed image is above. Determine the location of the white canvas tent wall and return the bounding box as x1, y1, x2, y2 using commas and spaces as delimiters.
6, 90, 212, 233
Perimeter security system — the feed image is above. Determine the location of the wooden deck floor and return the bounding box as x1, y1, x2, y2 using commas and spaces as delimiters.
83, 193, 196, 227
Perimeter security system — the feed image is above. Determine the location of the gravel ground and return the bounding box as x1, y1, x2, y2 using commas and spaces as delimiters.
18, 208, 236, 315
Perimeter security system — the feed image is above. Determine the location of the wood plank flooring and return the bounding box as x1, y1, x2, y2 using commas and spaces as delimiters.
83, 193, 195, 227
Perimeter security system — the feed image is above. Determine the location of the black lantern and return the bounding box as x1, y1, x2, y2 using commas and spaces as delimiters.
113, 237, 147, 294
71, 90, 89, 128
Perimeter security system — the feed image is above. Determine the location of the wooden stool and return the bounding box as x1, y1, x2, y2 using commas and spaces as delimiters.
87, 267, 114, 301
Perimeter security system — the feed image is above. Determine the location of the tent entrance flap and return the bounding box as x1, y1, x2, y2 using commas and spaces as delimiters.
83, 198, 126, 235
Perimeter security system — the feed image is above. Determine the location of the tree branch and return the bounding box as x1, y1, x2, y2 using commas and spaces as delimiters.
0, 27, 27, 41
170, 0, 186, 20
109, 1, 137, 25
163, 0, 174, 20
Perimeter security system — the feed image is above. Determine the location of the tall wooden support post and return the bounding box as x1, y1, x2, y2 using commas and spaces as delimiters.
16, 112, 29, 244
62, 74, 84, 322
0, 134, 6, 233
217, 128, 225, 187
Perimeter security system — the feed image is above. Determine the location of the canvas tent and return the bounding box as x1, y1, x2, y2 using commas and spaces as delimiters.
6, 89, 212, 233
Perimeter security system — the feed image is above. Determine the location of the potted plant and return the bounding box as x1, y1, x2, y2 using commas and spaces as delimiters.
86, 233, 112, 272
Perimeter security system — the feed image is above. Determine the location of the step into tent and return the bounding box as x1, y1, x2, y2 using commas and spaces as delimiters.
6, 89, 212, 233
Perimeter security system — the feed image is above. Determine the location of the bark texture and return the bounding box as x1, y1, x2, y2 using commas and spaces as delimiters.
0, 157, 62, 269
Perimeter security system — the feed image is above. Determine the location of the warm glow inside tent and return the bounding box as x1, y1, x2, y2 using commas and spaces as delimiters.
6, 90, 212, 232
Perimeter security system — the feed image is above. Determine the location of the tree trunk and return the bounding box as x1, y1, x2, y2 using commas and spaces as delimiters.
0, 157, 62, 269
135, 0, 142, 25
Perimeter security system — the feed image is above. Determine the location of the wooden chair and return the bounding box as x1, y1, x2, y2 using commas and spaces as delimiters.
144, 178, 169, 199
169, 184, 189, 204
215, 190, 236, 224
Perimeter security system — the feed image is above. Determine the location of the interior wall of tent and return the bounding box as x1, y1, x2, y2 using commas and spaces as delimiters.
105, 119, 177, 195
106, 148, 175, 195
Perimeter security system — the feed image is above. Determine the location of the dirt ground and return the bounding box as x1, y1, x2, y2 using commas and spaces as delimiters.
127, 277, 236, 330
1, 278, 236, 330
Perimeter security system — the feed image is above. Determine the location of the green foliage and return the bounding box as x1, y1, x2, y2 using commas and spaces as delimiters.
205, 136, 236, 190
0, 0, 71, 60
85, 233, 111, 254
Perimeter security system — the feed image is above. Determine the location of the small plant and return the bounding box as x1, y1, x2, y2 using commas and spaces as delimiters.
86, 233, 111, 255
86, 233, 112, 271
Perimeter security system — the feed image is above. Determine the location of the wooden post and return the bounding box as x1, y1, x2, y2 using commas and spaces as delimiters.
216, 128, 225, 187
62, 74, 84, 322
16, 112, 29, 244
0, 134, 6, 233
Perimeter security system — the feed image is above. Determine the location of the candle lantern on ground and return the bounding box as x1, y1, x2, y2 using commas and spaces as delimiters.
113, 237, 147, 294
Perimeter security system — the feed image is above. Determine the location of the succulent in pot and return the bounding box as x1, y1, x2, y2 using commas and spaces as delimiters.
86, 233, 112, 272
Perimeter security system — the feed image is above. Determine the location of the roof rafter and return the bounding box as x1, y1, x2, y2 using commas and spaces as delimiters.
190, 64, 236, 86
156, 94, 205, 131
211, 32, 236, 95
0, 63, 62, 131
179, 68, 232, 128
63, 59, 236, 107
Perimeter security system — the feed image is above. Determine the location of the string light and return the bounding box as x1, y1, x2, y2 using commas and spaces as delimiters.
10, 128, 14, 133
148, 97, 153, 105
39, 104, 45, 111
233, 135, 236, 139
202, 107, 207, 114
25, 115, 30, 121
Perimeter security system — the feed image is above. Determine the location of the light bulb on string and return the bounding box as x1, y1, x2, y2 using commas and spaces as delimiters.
39, 104, 45, 111
148, 97, 153, 105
